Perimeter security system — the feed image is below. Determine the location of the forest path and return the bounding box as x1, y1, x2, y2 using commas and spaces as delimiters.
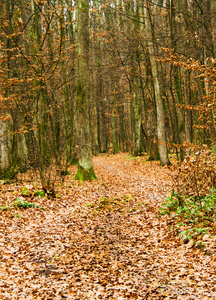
0, 154, 215, 299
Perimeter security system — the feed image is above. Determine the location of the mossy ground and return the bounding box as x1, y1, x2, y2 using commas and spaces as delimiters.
73, 165, 98, 181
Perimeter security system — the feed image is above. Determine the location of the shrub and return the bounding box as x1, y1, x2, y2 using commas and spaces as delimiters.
160, 148, 216, 244
171, 149, 216, 200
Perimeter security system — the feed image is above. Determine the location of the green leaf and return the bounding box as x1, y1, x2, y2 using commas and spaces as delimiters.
183, 234, 192, 240
21, 186, 30, 195
34, 190, 45, 198
13, 198, 38, 209
0, 205, 10, 211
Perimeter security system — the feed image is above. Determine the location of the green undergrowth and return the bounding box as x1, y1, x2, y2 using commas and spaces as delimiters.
13, 197, 39, 209
85, 194, 146, 214
0, 198, 39, 211
22, 186, 58, 198
0, 188, 47, 211
160, 190, 216, 245
34, 190, 46, 197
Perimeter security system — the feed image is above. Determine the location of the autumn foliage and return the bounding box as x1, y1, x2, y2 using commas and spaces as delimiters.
172, 148, 216, 199
0, 154, 216, 298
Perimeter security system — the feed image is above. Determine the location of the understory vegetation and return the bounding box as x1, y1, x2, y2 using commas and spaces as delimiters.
160, 149, 216, 247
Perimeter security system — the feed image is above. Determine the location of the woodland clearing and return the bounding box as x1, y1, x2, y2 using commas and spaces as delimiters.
0, 153, 215, 300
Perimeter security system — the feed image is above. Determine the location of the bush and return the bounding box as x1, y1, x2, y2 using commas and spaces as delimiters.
160, 190, 216, 243
160, 148, 216, 244
171, 149, 216, 200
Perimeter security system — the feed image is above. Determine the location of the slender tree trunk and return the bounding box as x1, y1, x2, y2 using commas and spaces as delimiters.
144, 1, 170, 165
0, 1, 10, 177
146, 95, 160, 161
183, 69, 192, 143
111, 101, 118, 154
0, 118, 10, 176
211, 0, 216, 53
133, 82, 142, 156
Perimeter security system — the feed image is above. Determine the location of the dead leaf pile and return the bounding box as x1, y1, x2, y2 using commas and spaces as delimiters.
0, 153, 215, 299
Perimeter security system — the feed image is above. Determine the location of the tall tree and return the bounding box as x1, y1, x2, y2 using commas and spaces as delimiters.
73, 0, 97, 180
0, 0, 11, 177
144, 0, 170, 165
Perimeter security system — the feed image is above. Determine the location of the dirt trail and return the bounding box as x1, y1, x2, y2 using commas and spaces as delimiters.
0, 154, 215, 299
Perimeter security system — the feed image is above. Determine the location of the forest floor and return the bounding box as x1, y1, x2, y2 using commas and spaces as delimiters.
0, 153, 216, 300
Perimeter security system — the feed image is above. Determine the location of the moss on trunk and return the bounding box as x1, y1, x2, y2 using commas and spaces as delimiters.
0, 167, 17, 181
73, 165, 98, 181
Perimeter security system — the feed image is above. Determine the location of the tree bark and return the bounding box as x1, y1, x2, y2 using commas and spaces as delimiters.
0, 118, 10, 176
73, 0, 97, 180
144, 1, 170, 165
133, 83, 142, 156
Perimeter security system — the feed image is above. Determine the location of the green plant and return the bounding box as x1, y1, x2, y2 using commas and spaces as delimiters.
14, 213, 23, 218
13, 197, 39, 209
21, 186, 30, 196
160, 191, 183, 215
124, 194, 133, 202
160, 188, 216, 243
34, 190, 46, 198
126, 154, 140, 161
179, 228, 209, 242
10, 213, 23, 218
0, 205, 10, 211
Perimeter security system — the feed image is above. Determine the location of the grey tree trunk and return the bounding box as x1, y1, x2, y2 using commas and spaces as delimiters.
111, 98, 118, 154
133, 85, 142, 156
144, 1, 170, 165
73, 0, 97, 180
0, 119, 10, 176
17, 132, 28, 171
0, 2, 10, 177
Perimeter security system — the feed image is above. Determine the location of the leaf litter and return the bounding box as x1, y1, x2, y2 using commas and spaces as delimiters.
0, 153, 215, 299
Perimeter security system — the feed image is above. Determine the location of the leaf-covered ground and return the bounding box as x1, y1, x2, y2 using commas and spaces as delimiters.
0, 153, 215, 299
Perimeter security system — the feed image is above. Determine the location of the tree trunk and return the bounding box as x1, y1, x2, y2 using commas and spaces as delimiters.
0, 1, 10, 177
111, 99, 118, 154
211, 0, 216, 53
133, 84, 142, 156
144, 1, 170, 165
183, 69, 192, 143
0, 118, 10, 177
17, 131, 28, 171
73, 0, 97, 181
